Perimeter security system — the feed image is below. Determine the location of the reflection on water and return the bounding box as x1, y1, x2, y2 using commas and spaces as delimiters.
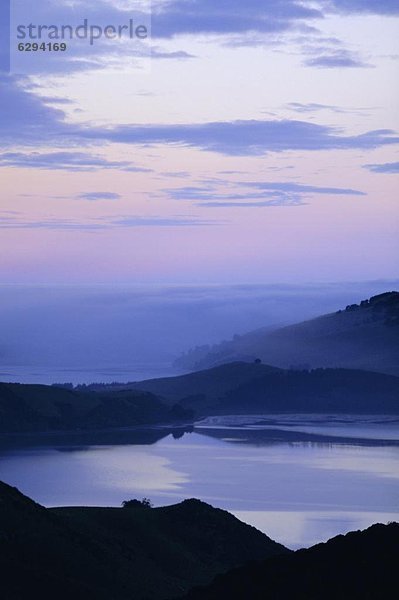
196, 414, 399, 443
233, 510, 399, 549
0, 415, 398, 549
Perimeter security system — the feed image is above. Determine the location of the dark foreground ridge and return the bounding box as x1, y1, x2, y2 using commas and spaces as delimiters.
1, 481, 397, 600
0, 480, 287, 600
181, 521, 399, 600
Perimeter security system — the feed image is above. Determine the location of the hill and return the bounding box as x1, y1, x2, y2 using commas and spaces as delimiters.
2, 360, 398, 436
0, 382, 192, 433
0, 481, 288, 600
130, 362, 399, 415
181, 521, 399, 600
175, 292, 399, 376
126, 361, 282, 405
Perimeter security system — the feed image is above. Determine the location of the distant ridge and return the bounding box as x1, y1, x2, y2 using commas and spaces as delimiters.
129, 362, 399, 416
1, 361, 398, 435
0, 382, 192, 434
174, 292, 399, 376
126, 361, 282, 404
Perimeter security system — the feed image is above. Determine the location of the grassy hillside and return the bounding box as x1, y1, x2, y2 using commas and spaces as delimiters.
0, 382, 192, 433
0, 481, 288, 600
211, 367, 399, 415
127, 361, 281, 404
175, 292, 399, 376
182, 522, 399, 600
130, 362, 399, 415
2, 360, 398, 436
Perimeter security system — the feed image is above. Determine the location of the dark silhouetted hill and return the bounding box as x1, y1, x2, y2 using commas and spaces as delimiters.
182, 521, 399, 600
2, 360, 398, 436
127, 361, 282, 405
129, 362, 399, 415
175, 292, 399, 376
0, 481, 288, 600
0, 382, 193, 433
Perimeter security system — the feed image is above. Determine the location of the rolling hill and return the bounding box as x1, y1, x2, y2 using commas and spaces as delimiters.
0, 382, 192, 433
1, 360, 398, 436
126, 361, 282, 405
175, 292, 399, 376
129, 362, 399, 415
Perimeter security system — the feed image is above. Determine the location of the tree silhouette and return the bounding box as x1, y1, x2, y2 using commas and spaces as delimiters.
122, 497, 153, 509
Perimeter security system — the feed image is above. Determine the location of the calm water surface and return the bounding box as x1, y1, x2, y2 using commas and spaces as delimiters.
0, 415, 398, 549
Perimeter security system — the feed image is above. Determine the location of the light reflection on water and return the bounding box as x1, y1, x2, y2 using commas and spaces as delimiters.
0, 417, 398, 550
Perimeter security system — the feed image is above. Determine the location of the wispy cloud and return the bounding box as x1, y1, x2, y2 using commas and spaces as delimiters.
162, 179, 365, 208
364, 161, 399, 174
0, 75, 69, 146
196, 198, 305, 208
328, 0, 399, 16
78, 192, 122, 201
151, 48, 196, 60
0, 213, 223, 230
159, 171, 190, 179
5, 1, 396, 76
87, 120, 399, 156
152, 0, 323, 38
244, 181, 366, 195
0, 150, 150, 173
287, 102, 370, 116
152, 0, 399, 40
1, 76, 398, 159
304, 52, 370, 68
286, 28, 372, 70
112, 216, 222, 227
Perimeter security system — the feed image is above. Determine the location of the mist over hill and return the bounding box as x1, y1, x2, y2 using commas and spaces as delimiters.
1, 282, 397, 384
1, 290, 398, 434
175, 292, 399, 376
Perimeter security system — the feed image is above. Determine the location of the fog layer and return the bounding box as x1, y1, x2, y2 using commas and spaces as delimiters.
0, 281, 396, 384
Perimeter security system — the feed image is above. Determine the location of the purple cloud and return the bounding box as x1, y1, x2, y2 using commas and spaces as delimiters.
364, 162, 399, 174
78, 192, 122, 201
0, 150, 149, 172
1, 77, 398, 159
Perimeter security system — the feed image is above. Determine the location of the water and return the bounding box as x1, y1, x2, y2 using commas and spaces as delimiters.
0, 363, 176, 385
0, 415, 398, 550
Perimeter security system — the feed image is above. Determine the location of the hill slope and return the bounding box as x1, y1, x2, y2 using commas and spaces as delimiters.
127, 361, 282, 405
2, 360, 398, 436
182, 521, 399, 600
130, 362, 399, 415
175, 292, 399, 376
0, 382, 192, 433
0, 481, 288, 600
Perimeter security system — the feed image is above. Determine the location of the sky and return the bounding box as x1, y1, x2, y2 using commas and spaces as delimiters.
0, 0, 398, 285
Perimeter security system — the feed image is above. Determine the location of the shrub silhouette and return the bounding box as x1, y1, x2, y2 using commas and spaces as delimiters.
122, 497, 153, 509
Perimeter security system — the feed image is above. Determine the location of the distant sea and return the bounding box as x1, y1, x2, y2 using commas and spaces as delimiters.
0, 363, 177, 385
